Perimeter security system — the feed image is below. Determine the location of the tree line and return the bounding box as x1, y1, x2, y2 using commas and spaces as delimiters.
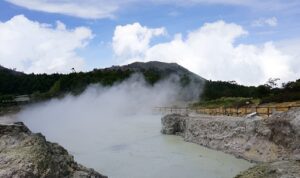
201, 78, 300, 103
1, 66, 299, 104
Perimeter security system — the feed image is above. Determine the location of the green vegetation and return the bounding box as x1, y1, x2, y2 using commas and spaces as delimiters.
1, 63, 299, 108
193, 97, 258, 108
142, 69, 162, 85
0, 65, 193, 104
0, 70, 61, 96
197, 79, 300, 108
201, 80, 257, 101
260, 79, 300, 103
0, 68, 134, 100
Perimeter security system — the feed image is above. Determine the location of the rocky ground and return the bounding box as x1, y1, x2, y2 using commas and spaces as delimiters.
0, 122, 107, 178
161, 108, 300, 177
234, 160, 300, 178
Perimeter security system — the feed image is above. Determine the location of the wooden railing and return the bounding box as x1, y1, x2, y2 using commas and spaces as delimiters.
153, 107, 192, 115
154, 105, 300, 117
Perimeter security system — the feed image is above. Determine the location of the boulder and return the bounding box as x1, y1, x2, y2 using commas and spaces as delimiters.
161, 114, 186, 135
0, 122, 107, 178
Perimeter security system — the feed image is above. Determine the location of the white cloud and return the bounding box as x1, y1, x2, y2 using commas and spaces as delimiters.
0, 15, 92, 74
6, 0, 119, 19
252, 17, 278, 27
113, 23, 166, 60
112, 21, 300, 86
6, 0, 300, 19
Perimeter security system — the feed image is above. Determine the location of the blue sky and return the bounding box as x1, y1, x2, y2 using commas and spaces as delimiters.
0, 0, 300, 85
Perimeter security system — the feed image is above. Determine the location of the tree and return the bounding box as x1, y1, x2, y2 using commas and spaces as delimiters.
266, 78, 280, 88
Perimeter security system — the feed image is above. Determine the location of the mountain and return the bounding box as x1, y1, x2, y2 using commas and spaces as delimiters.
108, 61, 206, 82
0, 65, 24, 76
0, 61, 205, 100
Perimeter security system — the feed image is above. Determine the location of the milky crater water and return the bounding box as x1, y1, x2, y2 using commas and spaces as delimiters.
15, 107, 253, 178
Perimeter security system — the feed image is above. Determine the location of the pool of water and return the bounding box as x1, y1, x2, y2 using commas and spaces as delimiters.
10, 107, 253, 178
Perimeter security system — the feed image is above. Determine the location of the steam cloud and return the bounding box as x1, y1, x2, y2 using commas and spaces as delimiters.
16, 73, 201, 135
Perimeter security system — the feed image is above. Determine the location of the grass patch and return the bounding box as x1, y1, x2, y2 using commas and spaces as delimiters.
192, 97, 258, 108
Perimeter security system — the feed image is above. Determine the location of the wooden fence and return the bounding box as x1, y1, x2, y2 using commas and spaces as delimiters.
154, 105, 300, 117
153, 107, 192, 115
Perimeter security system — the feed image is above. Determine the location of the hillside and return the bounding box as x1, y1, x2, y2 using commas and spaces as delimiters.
0, 62, 299, 106
110, 61, 205, 81
0, 65, 24, 76
0, 61, 205, 102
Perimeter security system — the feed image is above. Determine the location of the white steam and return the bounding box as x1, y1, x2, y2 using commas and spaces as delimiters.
16, 74, 200, 132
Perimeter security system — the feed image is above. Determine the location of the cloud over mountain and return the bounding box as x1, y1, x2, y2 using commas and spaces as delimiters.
113, 21, 299, 86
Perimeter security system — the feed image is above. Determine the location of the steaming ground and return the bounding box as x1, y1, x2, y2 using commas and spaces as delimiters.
17, 74, 198, 122
15, 74, 252, 178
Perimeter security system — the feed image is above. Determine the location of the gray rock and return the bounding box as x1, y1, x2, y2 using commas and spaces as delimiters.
0, 122, 107, 178
161, 108, 300, 163
235, 160, 300, 178
161, 114, 186, 135
245, 112, 258, 119
293, 154, 300, 161
266, 109, 300, 151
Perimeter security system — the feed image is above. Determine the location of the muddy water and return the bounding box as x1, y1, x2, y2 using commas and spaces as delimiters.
10, 110, 254, 178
